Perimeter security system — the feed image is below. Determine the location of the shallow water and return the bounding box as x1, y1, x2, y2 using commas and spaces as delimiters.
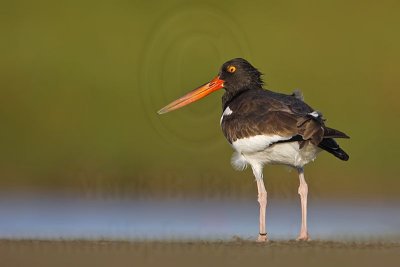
0, 193, 399, 241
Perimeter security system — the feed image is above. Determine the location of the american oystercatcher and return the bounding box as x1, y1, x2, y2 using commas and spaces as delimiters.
158, 58, 349, 241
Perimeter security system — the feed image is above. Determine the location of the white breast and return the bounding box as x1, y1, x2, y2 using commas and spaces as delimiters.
232, 135, 292, 154
231, 138, 321, 169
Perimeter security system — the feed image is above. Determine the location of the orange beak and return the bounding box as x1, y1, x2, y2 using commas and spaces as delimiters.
157, 76, 225, 114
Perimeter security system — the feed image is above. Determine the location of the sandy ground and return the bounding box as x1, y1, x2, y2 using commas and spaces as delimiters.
1, 239, 399, 267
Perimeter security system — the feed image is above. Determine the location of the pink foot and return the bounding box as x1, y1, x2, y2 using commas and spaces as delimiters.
257, 234, 269, 242
296, 233, 310, 241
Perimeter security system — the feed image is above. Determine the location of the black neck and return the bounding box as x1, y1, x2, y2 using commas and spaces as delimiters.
222, 89, 250, 110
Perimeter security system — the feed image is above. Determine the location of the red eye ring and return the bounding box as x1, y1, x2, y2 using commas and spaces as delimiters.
227, 66, 236, 73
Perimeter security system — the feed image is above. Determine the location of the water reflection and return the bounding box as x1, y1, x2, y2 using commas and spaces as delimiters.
0, 193, 398, 241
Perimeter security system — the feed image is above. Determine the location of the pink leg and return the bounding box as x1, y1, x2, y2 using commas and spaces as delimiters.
256, 178, 267, 242
252, 164, 268, 242
297, 168, 310, 241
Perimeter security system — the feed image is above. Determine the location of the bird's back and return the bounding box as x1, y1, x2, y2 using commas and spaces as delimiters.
220, 88, 349, 166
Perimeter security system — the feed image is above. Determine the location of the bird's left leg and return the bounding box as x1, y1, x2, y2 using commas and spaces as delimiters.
297, 167, 310, 241
252, 164, 268, 242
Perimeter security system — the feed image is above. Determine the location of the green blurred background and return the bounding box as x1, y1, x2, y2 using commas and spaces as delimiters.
1, 0, 399, 198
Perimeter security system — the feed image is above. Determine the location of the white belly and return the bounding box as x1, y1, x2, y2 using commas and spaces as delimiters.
231, 141, 321, 170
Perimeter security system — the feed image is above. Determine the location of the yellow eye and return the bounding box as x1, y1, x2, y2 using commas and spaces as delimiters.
227, 66, 236, 73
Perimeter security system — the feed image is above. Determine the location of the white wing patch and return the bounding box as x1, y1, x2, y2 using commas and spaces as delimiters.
308, 111, 319, 118
220, 106, 233, 125
232, 135, 292, 154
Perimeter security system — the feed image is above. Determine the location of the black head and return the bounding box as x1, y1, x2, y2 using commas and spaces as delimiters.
219, 58, 263, 93
157, 58, 263, 114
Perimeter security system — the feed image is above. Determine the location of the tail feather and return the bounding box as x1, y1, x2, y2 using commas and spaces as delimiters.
318, 138, 349, 161
324, 127, 350, 139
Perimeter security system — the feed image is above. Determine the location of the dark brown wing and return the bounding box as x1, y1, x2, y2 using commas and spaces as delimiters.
221, 89, 329, 146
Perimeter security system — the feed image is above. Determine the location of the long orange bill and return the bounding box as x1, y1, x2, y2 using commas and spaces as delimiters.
157, 76, 225, 114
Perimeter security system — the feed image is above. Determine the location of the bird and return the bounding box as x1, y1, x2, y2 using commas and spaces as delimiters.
158, 58, 349, 242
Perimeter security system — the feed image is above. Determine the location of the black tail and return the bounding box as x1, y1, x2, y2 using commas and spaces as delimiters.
318, 138, 349, 161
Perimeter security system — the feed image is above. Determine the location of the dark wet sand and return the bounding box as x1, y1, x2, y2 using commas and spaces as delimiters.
1, 239, 399, 267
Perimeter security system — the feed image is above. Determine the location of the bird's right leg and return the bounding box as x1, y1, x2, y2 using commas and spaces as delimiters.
297, 167, 310, 241
252, 164, 268, 242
